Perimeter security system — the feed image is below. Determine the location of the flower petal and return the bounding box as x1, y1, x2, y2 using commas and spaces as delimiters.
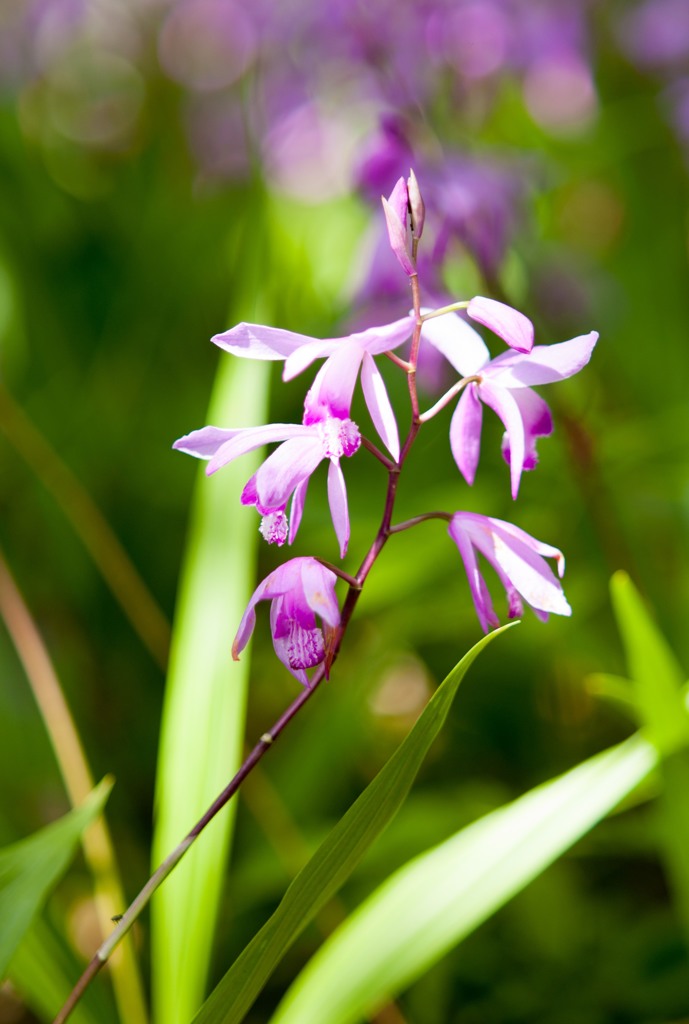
448, 518, 499, 633
487, 521, 572, 617
500, 388, 553, 472
300, 559, 340, 629
382, 177, 414, 276
479, 382, 526, 499
283, 316, 414, 382
421, 310, 490, 376
361, 350, 400, 460
253, 436, 324, 509
173, 426, 245, 460
486, 517, 566, 578
203, 423, 309, 474
486, 332, 599, 389
283, 338, 340, 381
269, 599, 311, 686
231, 561, 295, 660
449, 385, 483, 486
289, 477, 310, 545
213, 322, 316, 360
303, 344, 365, 422
327, 458, 350, 558
468, 296, 534, 353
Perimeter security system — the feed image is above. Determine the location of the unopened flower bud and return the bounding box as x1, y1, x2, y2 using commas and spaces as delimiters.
381, 177, 415, 277
407, 168, 425, 240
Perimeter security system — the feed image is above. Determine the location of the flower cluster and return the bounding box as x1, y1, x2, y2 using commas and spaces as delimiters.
175, 173, 598, 684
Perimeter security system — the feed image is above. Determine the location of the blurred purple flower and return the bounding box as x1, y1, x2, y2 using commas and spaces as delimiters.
158, 0, 257, 92
618, 0, 689, 68
355, 114, 415, 200
232, 556, 340, 685
448, 512, 571, 632
422, 312, 598, 497
212, 316, 414, 460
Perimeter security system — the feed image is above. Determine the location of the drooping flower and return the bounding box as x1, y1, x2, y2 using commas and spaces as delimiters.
232, 556, 340, 686
448, 512, 571, 632
173, 409, 361, 558
421, 310, 598, 498
211, 315, 414, 460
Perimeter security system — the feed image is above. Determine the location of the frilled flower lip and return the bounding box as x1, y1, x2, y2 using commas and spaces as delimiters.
421, 310, 598, 498
448, 512, 571, 633
232, 557, 340, 686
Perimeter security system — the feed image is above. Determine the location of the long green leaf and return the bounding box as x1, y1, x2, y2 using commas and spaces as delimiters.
271, 734, 657, 1024
151, 356, 269, 1024
0, 777, 112, 980
610, 570, 689, 752
610, 571, 689, 940
193, 623, 515, 1024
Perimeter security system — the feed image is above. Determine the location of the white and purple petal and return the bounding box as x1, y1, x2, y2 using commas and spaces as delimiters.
478, 382, 526, 499
500, 388, 553, 473
448, 518, 499, 632
448, 512, 571, 632
213, 322, 316, 360
172, 426, 245, 460
360, 350, 400, 460
420, 310, 490, 376
467, 296, 534, 353
201, 423, 308, 474
327, 458, 350, 559
449, 385, 483, 486
252, 435, 324, 509
486, 332, 599, 389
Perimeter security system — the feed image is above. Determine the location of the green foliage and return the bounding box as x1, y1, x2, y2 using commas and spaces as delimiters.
0, 778, 112, 980
609, 572, 689, 943
151, 357, 270, 1024
271, 734, 656, 1024
193, 625, 515, 1024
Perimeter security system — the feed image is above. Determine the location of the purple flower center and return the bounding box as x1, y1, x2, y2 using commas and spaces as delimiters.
287, 621, 325, 669
259, 509, 288, 546
317, 417, 361, 459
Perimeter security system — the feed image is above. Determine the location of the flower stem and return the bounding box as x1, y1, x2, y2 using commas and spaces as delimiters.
420, 300, 470, 320
54, 233, 436, 1024
389, 511, 453, 533
419, 375, 480, 423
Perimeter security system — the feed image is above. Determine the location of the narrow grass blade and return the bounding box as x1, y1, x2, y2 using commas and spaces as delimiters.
192, 624, 516, 1024
271, 734, 656, 1024
151, 357, 269, 1024
0, 778, 112, 980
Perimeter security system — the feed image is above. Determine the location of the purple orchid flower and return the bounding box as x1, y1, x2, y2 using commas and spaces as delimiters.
421, 310, 598, 498
232, 556, 340, 686
173, 407, 361, 558
448, 512, 571, 632
211, 315, 414, 460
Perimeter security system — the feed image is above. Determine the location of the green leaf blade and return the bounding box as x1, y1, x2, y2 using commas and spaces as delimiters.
192, 624, 516, 1024
271, 735, 657, 1024
0, 777, 112, 981
610, 571, 689, 752
151, 357, 270, 1024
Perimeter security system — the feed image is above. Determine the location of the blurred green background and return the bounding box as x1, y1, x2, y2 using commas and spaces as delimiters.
1, 1, 688, 1021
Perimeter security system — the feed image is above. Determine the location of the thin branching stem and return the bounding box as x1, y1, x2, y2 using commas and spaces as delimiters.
54, 230, 446, 1024
419, 375, 481, 423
